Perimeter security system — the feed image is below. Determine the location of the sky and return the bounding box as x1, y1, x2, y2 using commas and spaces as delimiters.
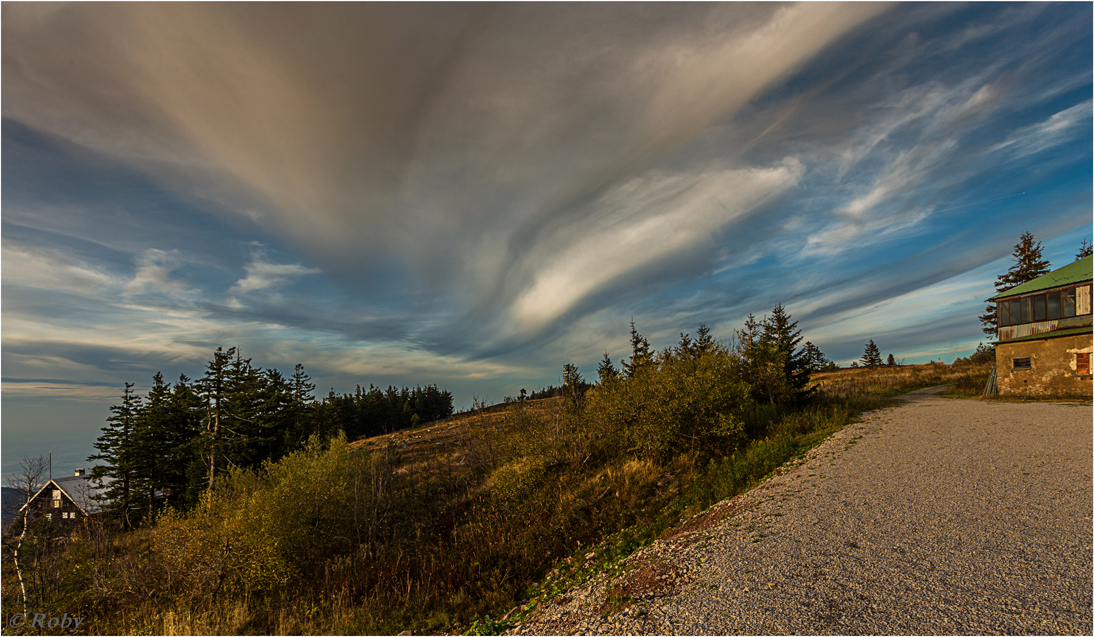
3, 3, 1092, 476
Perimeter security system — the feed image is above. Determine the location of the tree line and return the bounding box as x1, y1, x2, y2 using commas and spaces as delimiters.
89, 347, 453, 527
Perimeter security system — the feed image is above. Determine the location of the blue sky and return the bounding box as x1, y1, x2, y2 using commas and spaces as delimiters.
3, 3, 1091, 476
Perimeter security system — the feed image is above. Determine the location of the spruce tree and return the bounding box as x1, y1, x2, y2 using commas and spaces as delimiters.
88, 383, 143, 528
694, 324, 714, 355
762, 305, 811, 402
291, 364, 316, 404
597, 352, 618, 383
622, 321, 652, 378
130, 372, 171, 522
736, 306, 812, 404
676, 332, 694, 357
167, 374, 203, 508
861, 340, 883, 368
887, 353, 896, 366
1077, 240, 1092, 261
198, 347, 234, 491
801, 341, 828, 372
980, 231, 1051, 336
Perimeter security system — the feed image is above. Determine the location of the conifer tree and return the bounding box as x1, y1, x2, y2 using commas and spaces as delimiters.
622, 320, 652, 378
198, 347, 234, 492
676, 332, 694, 357
980, 231, 1052, 336
88, 383, 142, 528
562, 363, 582, 388
1077, 239, 1092, 261
887, 353, 896, 366
291, 363, 316, 404
861, 340, 883, 368
130, 372, 171, 521
597, 352, 618, 383
167, 374, 203, 508
801, 341, 828, 372
736, 307, 812, 404
694, 324, 714, 355
762, 305, 812, 402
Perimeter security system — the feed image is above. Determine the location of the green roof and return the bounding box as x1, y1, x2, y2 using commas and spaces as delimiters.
991, 255, 1093, 301
994, 325, 1093, 344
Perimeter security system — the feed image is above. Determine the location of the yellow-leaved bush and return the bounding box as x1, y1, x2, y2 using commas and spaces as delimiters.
153, 433, 395, 598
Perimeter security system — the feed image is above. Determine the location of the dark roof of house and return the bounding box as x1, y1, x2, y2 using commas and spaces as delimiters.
991, 255, 1094, 301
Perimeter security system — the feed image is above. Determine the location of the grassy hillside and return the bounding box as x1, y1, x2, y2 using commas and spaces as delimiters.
2, 356, 992, 635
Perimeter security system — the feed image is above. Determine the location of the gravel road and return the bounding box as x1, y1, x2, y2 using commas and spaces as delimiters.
511, 388, 1093, 635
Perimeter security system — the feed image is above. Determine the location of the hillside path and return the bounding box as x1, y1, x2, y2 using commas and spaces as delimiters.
510, 388, 1093, 635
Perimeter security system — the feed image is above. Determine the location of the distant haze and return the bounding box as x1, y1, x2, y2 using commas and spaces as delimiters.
2, 3, 1091, 476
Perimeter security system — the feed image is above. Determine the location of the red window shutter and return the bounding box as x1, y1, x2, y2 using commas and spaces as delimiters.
1078, 353, 1090, 375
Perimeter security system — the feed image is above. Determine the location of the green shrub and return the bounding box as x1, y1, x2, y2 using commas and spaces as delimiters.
585, 345, 753, 461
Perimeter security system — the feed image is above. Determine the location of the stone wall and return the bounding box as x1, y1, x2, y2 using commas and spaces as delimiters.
996, 333, 1093, 397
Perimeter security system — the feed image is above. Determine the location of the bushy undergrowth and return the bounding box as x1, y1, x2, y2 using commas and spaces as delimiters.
5, 348, 920, 636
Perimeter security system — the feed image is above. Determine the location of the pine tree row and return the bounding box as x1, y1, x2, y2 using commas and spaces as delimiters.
89, 347, 453, 527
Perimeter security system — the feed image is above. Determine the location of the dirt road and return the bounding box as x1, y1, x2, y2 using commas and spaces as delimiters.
512, 388, 1093, 635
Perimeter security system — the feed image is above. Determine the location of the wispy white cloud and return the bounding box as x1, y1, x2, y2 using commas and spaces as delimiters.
989, 99, 1093, 158
1, 239, 119, 295
508, 159, 804, 334
122, 248, 194, 298
230, 255, 320, 295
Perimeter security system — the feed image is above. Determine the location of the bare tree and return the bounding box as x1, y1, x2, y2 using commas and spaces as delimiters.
4, 455, 48, 616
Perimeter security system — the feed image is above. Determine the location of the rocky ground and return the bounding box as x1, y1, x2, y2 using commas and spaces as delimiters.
509, 388, 1093, 635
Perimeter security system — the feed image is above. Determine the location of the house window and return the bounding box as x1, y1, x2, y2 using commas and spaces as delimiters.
998, 286, 1088, 327
1047, 291, 1062, 319
45, 513, 52, 522
1013, 358, 1032, 370
1078, 353, 1091, 376
1064, 288, 1077, 316
1034, 295, 1046, 321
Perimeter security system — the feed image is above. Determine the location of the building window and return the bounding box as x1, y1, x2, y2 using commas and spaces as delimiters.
1078, 353, 1091, 376
1013, 358, 1032, 370
45, 513, 52, 522
1064, 288, 1077, 316
1047, 291, 1062, 319
999, 286, 1088, 327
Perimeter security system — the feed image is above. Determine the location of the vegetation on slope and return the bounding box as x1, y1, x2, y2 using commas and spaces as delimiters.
3, 313, 996, 635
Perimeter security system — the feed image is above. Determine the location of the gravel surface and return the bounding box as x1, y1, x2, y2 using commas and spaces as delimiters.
511, 388, 1093, 635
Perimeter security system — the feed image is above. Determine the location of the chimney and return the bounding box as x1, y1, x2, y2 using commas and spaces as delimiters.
74, 468, 85, 477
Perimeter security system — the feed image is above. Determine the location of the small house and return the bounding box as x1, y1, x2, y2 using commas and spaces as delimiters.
17, 468, 109, 529
991, 255, 1093, 396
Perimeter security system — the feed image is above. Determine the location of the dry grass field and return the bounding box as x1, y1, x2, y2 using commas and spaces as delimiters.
810, 361, 994, 398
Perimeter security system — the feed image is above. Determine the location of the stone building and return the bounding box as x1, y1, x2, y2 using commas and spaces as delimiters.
991, 255, 1092, 396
